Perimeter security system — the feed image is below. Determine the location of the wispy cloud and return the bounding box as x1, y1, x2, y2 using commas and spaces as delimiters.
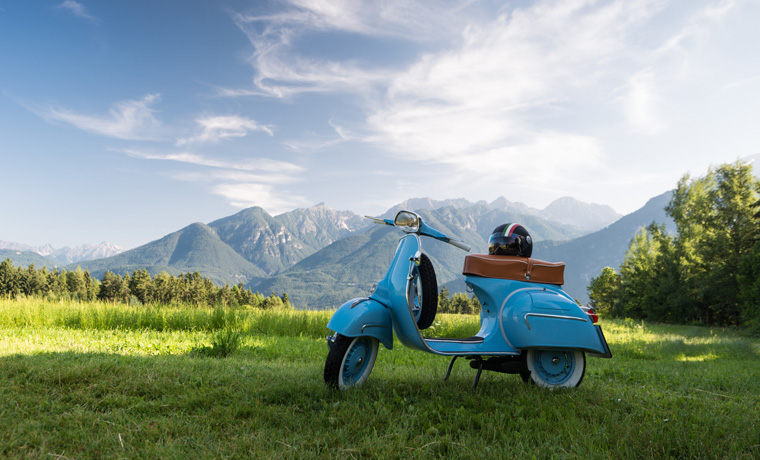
224, 0, 471, 98
363, 0, 665, 170
121, 148, 303, 174
44, 94, 161, 140
176, 115, 273, 146
216, 0, 760, 215
57, 0, 96, 21
121, 148, 306, 213
225, 0, 749, 199
211, 182, 310, 214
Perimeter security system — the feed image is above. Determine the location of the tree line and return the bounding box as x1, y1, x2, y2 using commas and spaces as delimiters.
0, 261, 291, 310
438, 286, 481, 314
588, 160, 760, 332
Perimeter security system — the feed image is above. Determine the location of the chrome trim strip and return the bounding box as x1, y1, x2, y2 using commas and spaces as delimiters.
350, 298, 369, 309
498, 287, 543, 346
361, 324, 389, 333
404, 235, 422, 309
425, 337, 484, 344
523, 313, 588, 330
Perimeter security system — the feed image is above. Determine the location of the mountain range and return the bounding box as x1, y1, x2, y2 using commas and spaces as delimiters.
0, 241, 125, 266
257, 195, 670, 307
2, 194, 670, 308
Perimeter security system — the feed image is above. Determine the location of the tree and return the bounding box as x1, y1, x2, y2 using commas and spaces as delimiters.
99, 271, 123, 302
600, 160, 760, 326
738, 241, 760, 333
665, 161, 760, 325
185, 272, 207, 306
129, 269, 153, 304
66, 267, 87, 299
438, 286, 452, 313
47, 269, 68, 297
616, 225, 667, 319
152, 271, 177, 305
587, 267, 620, 316
0, 259, 19, 297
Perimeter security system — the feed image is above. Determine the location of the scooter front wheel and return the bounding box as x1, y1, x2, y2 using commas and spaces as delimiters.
324, 334, 379, 390
524, 349, 585, 388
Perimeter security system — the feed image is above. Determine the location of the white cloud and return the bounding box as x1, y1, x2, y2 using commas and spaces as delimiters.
363, 0, 666, 168
236, 0, 468, 41
212, 182, 310, 214
57, 0, 96, 21
121, 148, 306, 214
225, 0, 472, 98
44, 94, 161, 140
620, 69, 665, 135
176, 115, 273, 146
221, 0, 754, 213
121, 148, 303, 174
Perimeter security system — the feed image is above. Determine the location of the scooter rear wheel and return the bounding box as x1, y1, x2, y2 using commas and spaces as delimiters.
524, 349, 585, 388
324, 334, 379, 390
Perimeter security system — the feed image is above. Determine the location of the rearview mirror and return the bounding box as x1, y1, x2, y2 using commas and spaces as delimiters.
394, 211, 420, 233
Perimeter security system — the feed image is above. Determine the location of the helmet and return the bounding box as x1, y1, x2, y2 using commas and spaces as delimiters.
488, 223, 532, 257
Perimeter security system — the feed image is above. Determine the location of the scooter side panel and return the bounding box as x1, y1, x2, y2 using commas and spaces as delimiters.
504, 290, 608, 354
326, 298, 394, 350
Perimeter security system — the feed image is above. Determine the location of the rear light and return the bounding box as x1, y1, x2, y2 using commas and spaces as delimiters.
586, 308, 598, 323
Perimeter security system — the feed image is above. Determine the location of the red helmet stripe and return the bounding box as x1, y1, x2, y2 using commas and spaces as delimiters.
503, 223, 520, 237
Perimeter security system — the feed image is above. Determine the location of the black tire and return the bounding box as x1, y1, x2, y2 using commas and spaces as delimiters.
324, 334, 379, 390
413, 253, 438, 330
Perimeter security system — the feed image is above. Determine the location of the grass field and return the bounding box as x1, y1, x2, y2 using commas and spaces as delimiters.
1, 298, 759, 459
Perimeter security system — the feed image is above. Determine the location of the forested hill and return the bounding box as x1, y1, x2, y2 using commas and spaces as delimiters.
74, 222, 268, 286
0, 250, 58, 269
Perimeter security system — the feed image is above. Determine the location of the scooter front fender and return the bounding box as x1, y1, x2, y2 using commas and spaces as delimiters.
326, 298, 393, 350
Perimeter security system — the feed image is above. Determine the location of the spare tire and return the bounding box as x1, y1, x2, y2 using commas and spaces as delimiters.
410, 253, 438, 330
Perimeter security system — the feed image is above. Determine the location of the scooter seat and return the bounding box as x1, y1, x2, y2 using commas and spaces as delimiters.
462, 255, 565, 285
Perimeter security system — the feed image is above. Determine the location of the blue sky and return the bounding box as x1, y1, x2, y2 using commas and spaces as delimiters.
2, 0, 759, 249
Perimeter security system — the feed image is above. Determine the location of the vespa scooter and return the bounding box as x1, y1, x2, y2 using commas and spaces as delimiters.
324, 210, 611, 390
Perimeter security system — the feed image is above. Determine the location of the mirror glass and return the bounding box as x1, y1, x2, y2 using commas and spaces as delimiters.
394, 211, 420, 233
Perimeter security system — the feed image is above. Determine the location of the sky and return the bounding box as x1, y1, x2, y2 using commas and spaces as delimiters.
1, 0, 759, 249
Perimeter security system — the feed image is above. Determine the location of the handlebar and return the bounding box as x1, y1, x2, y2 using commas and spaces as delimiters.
365, 212, 470, 251
365, 216, 394, 226
447, 238, 471, 252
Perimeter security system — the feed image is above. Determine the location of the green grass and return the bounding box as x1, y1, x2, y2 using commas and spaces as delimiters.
1, 299, 759, 459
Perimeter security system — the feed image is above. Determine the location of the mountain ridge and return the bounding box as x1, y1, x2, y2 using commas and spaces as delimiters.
0, 240, 124, 265
2, 195, 651, 308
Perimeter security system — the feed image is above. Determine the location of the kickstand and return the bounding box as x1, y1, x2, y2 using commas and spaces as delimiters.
443, 356, 458, 381
472, 358, 484, 391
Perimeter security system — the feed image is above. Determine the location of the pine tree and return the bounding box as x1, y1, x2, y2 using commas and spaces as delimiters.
438, 286, 452, 313
0, 259, 19, 297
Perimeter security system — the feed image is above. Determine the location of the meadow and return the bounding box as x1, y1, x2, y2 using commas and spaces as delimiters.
1, 298, 758, 459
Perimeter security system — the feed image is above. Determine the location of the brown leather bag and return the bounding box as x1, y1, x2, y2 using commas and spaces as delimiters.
462, 254, 565, 285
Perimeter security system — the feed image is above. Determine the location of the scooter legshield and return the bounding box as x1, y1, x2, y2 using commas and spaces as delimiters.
326, 298, 393, 350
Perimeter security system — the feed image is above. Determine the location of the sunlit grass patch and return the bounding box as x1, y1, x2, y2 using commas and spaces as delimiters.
0, 300, 758, 459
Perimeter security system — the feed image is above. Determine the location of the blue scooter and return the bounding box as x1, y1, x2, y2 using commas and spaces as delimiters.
324, 210, 611, 390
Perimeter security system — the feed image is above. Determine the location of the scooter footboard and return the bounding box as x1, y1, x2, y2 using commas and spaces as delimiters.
326, 298, 394, 350
502, 290, 608, 355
